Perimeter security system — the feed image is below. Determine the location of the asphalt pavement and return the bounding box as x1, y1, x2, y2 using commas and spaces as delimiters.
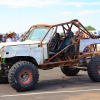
0, 67, 100, 100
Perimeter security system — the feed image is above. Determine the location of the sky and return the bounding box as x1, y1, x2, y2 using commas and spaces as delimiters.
0, 0, 100, 34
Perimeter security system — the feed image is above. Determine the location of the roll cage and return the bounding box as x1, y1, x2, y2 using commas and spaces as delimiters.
25, 19, 100, 69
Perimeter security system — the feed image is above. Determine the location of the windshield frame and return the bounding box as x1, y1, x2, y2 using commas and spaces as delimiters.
27, 26, 51, 41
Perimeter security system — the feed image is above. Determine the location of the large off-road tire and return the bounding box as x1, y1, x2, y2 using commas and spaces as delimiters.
0, 75, 8, 83
87, 55, 100, 82
8, 61, 39, 91
60, 66, 80, 76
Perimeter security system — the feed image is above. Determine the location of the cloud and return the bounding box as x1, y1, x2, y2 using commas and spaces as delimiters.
77, 10, 100, 15
0, 0, 53, 7
55, 2, 100, 7
60, 11, 74, 15
0, 0, 100, 8
60, 10, 100, 16
76, 4, 82, 7
0, 0, 61, 7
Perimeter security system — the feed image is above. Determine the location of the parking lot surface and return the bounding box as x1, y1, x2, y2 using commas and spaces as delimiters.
0, 67, 100, 100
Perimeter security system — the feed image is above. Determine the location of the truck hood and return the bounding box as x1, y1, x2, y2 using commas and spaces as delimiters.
0, 40, 47, 49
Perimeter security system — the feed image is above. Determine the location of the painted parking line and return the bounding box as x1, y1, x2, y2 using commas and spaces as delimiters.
1, 88, 100, 98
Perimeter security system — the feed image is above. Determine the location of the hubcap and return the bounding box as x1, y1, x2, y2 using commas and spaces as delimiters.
19, 70, 32, 84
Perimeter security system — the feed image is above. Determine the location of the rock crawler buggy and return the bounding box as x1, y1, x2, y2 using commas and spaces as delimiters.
0, 19, 100, 91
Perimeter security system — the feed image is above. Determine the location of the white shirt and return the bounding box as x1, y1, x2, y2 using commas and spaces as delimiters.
6, 38, 13, 42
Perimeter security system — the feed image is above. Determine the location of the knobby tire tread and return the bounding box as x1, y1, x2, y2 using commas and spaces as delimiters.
8, 61, 39, 91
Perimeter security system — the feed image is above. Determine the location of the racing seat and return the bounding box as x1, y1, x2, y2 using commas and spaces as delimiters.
49, 32, 74, 56
49, 33, 60, 51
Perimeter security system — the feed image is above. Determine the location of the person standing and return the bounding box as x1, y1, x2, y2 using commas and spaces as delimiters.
20, 34, 25, 41
6, 31, 16, 42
